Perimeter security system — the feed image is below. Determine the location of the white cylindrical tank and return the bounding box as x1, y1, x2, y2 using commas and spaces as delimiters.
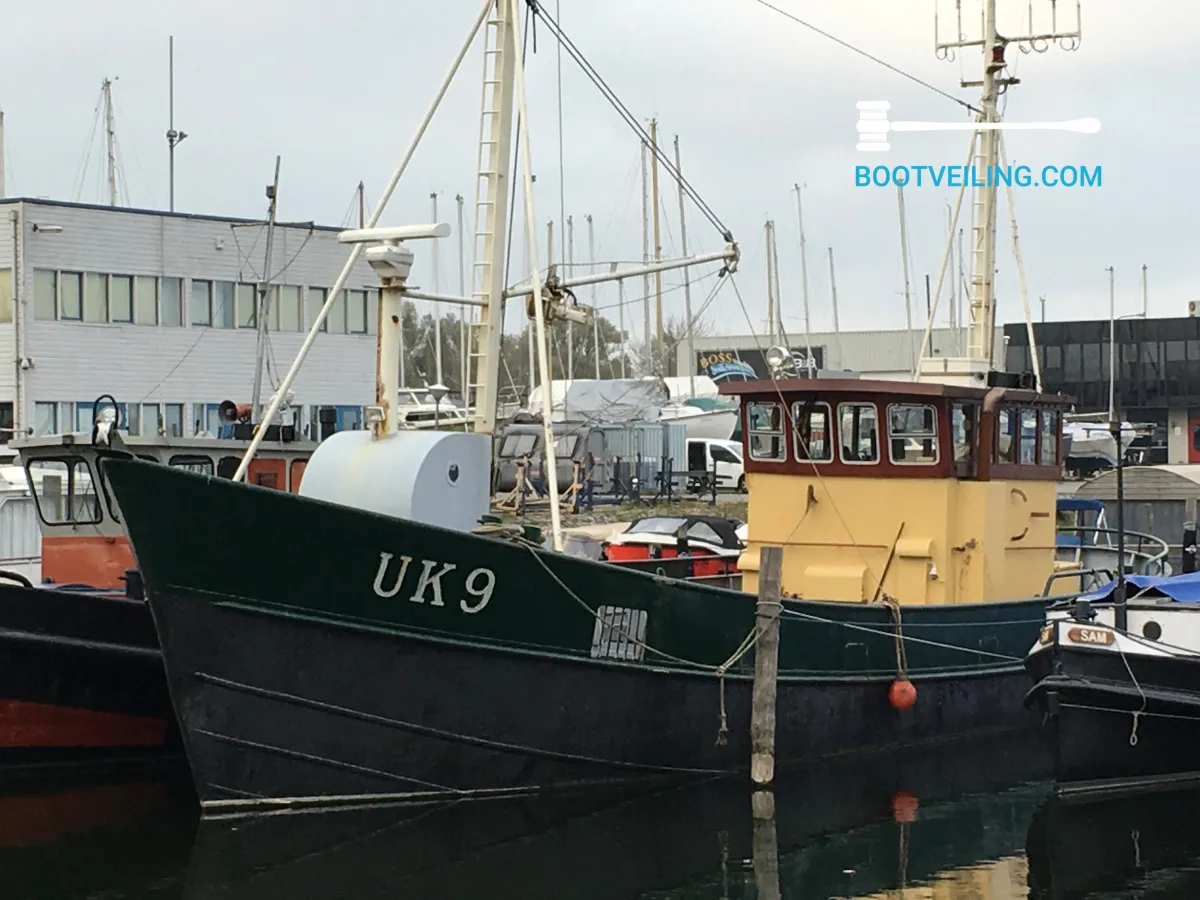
298, 430, 491, 533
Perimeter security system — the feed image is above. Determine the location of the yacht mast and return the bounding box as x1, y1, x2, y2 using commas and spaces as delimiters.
250, 155, 281, 421
640, 141, 651, 372
898, 184, 915, 375
792, 183, 813, 373
674, 136, 695, 397
649, 118, 664, 374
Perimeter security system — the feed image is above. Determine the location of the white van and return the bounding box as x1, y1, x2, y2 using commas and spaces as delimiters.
686, 437, 746, 493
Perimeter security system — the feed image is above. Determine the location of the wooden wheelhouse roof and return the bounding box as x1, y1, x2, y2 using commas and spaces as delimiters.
717, 376, 1074, 407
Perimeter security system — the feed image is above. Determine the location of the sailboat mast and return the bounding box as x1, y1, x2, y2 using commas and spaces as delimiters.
898, 184, 915, 375
587, 213, 600, 379
640, 140, 651, 373
674, 135, 695, 397
792, 183, 813, 373
828, 247, 842, 365
764, 220, 775, 344
566, 214, 574, 379
431, 191, 444, 386
649, 118, 664, 375
250, 155, 281, 421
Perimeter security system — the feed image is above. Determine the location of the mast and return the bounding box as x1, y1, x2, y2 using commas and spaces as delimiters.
456, 193, 467, 396
431, 191, 443, 386
166, 36, 187, 213
587, 213, 600, 379
898, 185, 915, 375
764, 221, 775, 344
358, 181, 366, 227
828, 247, 842, 365
919, 0, 1082, 382
1141, 263, 1148, 317
946, 204, 956, 338
566, 214, 574, 380
250, 155, 281, 422
102, 78, 118, 206
640, 140, 651, 373
674, 136, 695, 396
617, 275, 628, 378
792, 183, 813, 373
649, 118, 664, 374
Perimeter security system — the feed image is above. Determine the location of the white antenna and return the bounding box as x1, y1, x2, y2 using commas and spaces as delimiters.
166, 36, 187, 212
898, 185, 915, 375
102, 77, 119, 206
792, 183, 813, 372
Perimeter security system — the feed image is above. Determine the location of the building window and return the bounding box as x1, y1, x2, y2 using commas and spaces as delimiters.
336, 405, 363, 431
887, 403, 938, 465
0, 402, 12, 444
58, 402, 74, 433
327, 290, 347, 334
747, 401, 785, 462
276, 285, 302, 332
142, 403, 160, 435
110, 275, 134, 323
347, 289, 368, 334
190, 279, 212, 326
308, 288, 328, 332
125, 403, 141, 436
791, 401, 831, 462
83, 273, 108, 323
33, 270, 57, 320
33, 401, 58, 436
162, 277, 183, 326
163, 403, 184, 437
366, 289, 379, 335
60, 272, 83, 320
1039, 410, 1059, 466
214, 281, 235, 328
0, 269, 13, 324
996, 407, 1017, 463
236, 283, 258, 328
838, 402, 879, 464
133, 276, 158, 325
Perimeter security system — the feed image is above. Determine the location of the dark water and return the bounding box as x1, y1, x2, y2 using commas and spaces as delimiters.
9, 733, 1200, 899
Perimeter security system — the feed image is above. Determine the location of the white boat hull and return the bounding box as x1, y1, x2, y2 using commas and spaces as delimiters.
659, 407, 738, 440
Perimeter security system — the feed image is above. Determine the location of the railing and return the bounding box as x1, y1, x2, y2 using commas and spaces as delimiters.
1055, 525, 1172, 578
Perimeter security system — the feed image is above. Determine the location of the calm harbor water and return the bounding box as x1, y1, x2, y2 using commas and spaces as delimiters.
9, 733, 1200, 899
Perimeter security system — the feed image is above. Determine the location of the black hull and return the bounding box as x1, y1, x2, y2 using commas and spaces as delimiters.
184, 729, 1052, 900
0, 583, 176, 762
1026, 644, 1200, 793
153, 588, 1042, 808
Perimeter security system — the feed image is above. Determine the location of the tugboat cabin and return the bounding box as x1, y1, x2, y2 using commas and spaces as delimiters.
720, 378, 1072, 604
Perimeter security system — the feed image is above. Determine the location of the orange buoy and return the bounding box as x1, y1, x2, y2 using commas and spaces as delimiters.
892, 790, 919, 823
889, 678, 917, 710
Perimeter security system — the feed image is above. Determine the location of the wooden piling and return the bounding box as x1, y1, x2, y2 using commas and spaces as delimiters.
750, 545, 784, 787
751, 790, 781, 900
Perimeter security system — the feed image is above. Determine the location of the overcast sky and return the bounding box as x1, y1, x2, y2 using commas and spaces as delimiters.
2, 0, 1192, 347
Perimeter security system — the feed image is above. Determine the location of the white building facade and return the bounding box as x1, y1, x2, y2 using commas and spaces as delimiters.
0, 198, 382, 444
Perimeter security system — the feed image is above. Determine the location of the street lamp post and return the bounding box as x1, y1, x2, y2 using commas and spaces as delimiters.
429, 382, 448, 430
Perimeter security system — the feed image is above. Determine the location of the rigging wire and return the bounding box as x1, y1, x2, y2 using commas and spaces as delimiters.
526, 1, 733, 242
71, 92, 104, 202
746, 0, 980, 115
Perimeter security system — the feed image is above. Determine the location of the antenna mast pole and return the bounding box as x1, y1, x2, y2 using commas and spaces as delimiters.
431, 191, 443, 386
828, 247, 843, 366
587, 213, 600, 379
166, 36, 187, 212
102, 78, 118, 206
456, 193, 467, 395
674, 136, 695, 396
640, 140, 651, 373
250, 155, 281, 422
792, 184, 813, 373
921, 0, 1082, 382
898, 184, 915, 374
649, 118, 664, 374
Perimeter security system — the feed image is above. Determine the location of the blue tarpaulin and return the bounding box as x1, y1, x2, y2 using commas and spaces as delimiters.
1057, 496, 1105, 513
1081, 570, 1200, 604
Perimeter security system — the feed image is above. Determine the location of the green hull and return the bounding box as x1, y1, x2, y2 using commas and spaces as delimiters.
101, 457, 1051, 805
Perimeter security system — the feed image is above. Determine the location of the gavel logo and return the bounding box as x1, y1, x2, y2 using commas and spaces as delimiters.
856, 101, 1101, 152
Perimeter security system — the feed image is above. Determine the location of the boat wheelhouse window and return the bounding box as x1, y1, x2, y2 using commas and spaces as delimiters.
747, 402, 785, 462
996, 407, 1017, 463
1040, 410, 1060, 465
686, 521, 723, 544
26, 457, 102, 525
887, 403, 938, 465
217, 457, 241, 479
499, 433, 538, 458
951, 403, 978, 464
790, 401, 832, 462
169, 455, 214, 476
838, 403, 879, 464
553, 434, 579, 457
1019, 409, 1038, 464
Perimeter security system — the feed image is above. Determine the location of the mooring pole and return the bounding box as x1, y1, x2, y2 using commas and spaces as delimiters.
1183, 498, 1197, 575
751, 545, 784, 787
751, 790, 781, 900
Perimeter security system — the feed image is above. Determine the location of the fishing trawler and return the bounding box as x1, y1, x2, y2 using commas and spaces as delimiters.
95, 0, 1133, 810
0, 397, 316, 762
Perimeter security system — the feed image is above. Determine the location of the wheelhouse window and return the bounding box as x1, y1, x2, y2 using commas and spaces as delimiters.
747, 402, 785, 462
996, 407, 1017, 463
951, 403, 978, 466
838, 403, 879, 464
26, 457, 102, 525
887, 403, 939, 465
1019, 410, 1038, 464
1039, 410, 1060, 466
169, 455, 214, 476
791, 401, 831, 462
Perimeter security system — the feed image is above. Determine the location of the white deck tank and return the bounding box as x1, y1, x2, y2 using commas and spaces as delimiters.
298, 430, 490, 533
